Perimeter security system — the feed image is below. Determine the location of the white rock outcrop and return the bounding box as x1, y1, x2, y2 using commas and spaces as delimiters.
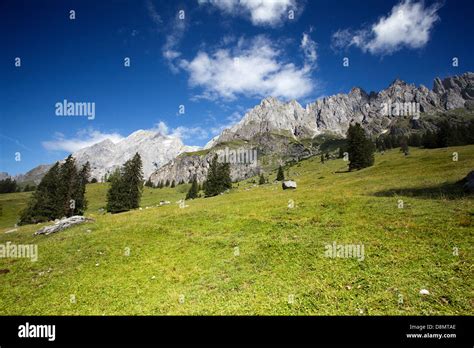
34, 216, 93, 236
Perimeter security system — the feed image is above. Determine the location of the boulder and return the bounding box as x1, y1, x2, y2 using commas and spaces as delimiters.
282, 180, 297, 190
34, 216, 93, 236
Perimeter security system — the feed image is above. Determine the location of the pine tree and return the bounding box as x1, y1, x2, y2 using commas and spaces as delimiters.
321, 154, 325, 163
171, 180, 176, 188
145, 178, 154, 187
75, 162, 90, 215
58, 155, 79, 217
186, 176, 199, 199
218, 162, 232, 192
0, 178, 17, 193
259, 173, 265, 185
123, 153, 143, 209
165, 179, 170, 187
422, 130, 437, 149
276, 165, 285, 181
106, 153, 143, 213
106, 168, 128, 213
347, 123, 375, 171
19, 162, 62, 224
204, 155, 232, 197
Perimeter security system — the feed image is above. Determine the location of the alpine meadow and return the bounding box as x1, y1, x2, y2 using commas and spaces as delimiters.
1, 0, 473, 342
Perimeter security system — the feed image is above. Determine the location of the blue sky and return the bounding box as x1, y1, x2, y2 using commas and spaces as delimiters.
1, 0, 473, 175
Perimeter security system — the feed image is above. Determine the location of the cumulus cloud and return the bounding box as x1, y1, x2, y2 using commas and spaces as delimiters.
153, 121, 209, 140
198, 0, 298, 27
331, 0, 442, 55
42, 128, 124, 153
180, 36, 314, 100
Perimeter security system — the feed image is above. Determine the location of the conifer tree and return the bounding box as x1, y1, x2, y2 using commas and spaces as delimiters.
145, 178, 154, 187
75, 162, 90, 215
347, 123, 375, 171
204, 155, 232, 197
186, 176, 199, 199
106, 168, 128, 213
276, 165, 285, 181
19, 162, 62, 224
123, 153, 143, 209
106, 153, 143, 213
259, 173, 265, 185
59, 155, 79, 217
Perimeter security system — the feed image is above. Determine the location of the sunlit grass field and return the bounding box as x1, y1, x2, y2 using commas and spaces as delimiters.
0, 146, 472, 315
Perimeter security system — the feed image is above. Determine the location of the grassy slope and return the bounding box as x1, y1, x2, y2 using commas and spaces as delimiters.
0, 146, 472, 315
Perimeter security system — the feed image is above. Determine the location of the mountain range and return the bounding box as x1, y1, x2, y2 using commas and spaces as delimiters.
6, 72, 474, 185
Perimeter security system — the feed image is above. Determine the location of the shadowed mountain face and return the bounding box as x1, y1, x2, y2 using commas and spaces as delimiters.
150, 72, 474, 185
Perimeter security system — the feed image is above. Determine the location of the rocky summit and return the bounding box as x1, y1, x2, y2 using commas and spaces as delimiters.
72, 130, 199, 182
209, 72, 474, 145
11, 72, 474, 185
150, 72, 473, 185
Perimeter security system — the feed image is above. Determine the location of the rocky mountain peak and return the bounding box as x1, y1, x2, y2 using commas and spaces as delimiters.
390, 78, 407, 87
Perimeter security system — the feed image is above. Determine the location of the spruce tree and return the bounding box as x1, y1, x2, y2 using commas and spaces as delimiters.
186, 176, 199, 199
123, 153, 143, 209
259, 173, 265, 185
422, 130, 437, 148
59, 155, 79, 217
19, 162, 62, 224
75, 162, 90, 215
276, 165, 285, 181
145, 178, 154, 187
106, 153, 143, 213
204, 155, 232, 197
171, 180, 176, 188
321, 154, 325, 163
347, 123, 375, 171
106, 168, 128, 213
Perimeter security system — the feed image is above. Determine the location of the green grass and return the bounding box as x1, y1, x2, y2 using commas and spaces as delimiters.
0, 146, 472, 315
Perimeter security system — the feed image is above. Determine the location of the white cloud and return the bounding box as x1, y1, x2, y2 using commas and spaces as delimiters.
42, 129, 124, 153
162, 16, 186, 73
153, 121, 209, 140
146, 0, 162, 26
300, 28, 317, 67
198, 0, 298, 27
180, 36, 314, 100
146, 0, 186, 73
332, 0, 441, 55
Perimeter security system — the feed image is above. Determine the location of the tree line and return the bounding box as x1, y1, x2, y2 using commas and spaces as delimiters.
19, 156, 90, 225
376, 119, 474, 151
0, 178, 36, 193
